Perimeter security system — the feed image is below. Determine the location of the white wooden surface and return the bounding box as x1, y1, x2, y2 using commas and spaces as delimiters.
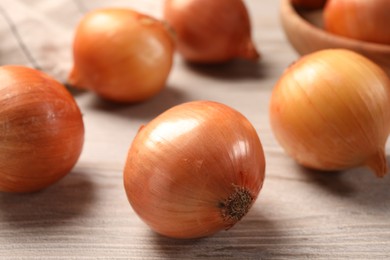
1, 0, 390, 259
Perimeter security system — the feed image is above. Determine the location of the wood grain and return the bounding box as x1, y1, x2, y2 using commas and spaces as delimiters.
1, 0, 390, 259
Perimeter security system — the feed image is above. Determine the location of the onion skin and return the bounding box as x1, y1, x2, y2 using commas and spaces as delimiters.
163, 0, 260, 63
68, 8, 175, 103
291, 0, 327, 9
270, 49, 390, 177
324, 0, 390, 45
123, 101, 265, 239
0, 66, 84, 192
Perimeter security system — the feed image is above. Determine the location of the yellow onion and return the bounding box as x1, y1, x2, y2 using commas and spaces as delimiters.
123, 101, 265, 239
163, 0, 260, 63
291, 0, 327, 9
270, 49, 390, 177
324, 0, 390, 45
68, 8, 175, 103
0, 66, 84, 192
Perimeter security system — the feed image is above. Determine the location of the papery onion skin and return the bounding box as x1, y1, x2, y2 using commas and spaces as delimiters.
291, 0, 327, 9
270, 49, 390, 177
0, 66, 84, 192
163, 0, 260, 63
123, 101, 265, 239
68, 8, 175, 103
324, 0, 390, 45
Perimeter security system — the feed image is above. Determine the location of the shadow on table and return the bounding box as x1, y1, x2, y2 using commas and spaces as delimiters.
182, 59, 266, 80
150, 207, 287, 259
0, 171, 97, 229
84, 84, 191, 121
64, 83, 89, 97
299, 157, 390, 211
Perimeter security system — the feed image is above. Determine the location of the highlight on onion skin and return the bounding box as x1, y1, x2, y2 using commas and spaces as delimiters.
0, 66, 85, 193
163, 0, 260, 63
123, 101, 266, 239
269, 49, 390, 177
68, 8, 175, 103
324, 0, 390, 45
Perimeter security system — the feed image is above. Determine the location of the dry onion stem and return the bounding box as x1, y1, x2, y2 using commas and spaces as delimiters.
124, 101, 265, 239
270, 49, 390, 177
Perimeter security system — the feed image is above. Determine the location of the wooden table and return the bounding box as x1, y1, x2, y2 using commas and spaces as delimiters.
1, 0, 389, 259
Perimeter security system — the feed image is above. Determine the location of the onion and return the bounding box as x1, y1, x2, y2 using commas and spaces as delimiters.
0, 66, 84, 192
163, 0, 260, 63
68, 8, 175, 103
269, 49, 390, 177
123, 101, 265, 239
324, 0, 390, 45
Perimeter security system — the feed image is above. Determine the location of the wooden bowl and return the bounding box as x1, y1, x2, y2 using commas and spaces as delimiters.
280, 0, 390, 77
